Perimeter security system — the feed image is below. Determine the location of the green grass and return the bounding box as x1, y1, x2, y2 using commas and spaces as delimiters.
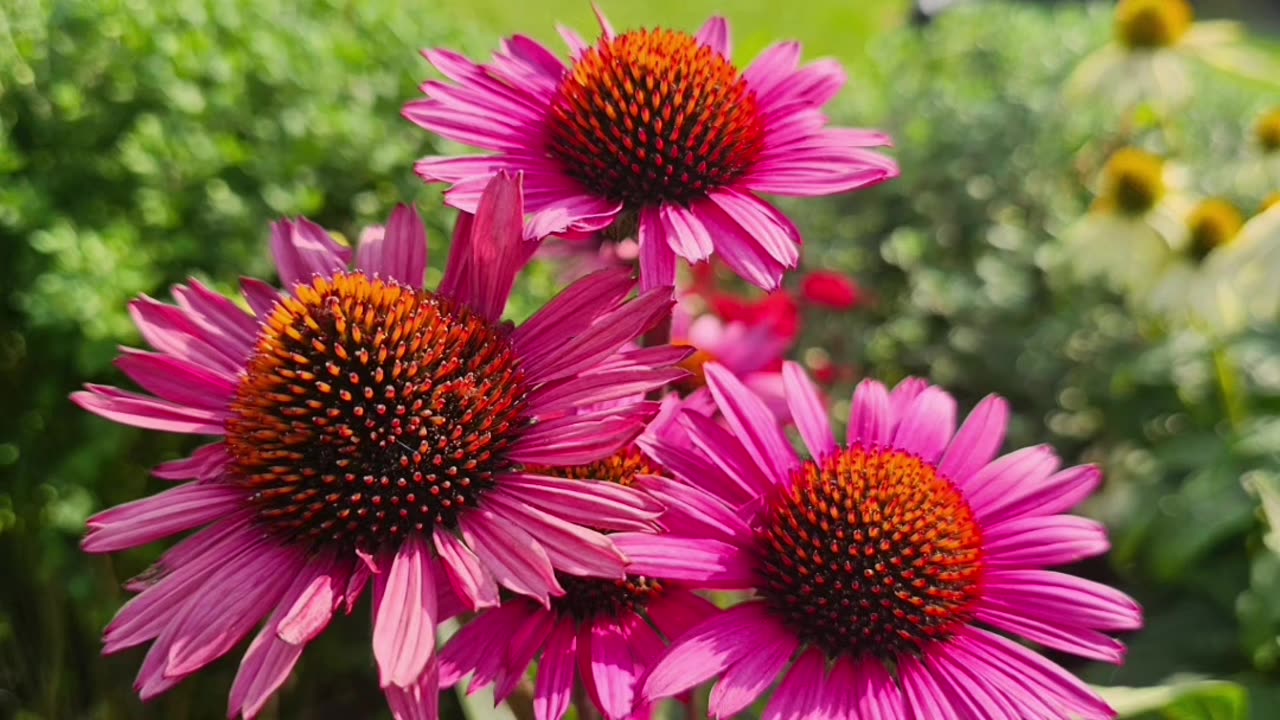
434, 0, 910, 66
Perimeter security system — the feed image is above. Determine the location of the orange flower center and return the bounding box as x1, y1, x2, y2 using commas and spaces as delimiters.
226, 272, 528, 552
547, 28, 766, 207
756, 446, 984, 661
1115, 0, 1193, 50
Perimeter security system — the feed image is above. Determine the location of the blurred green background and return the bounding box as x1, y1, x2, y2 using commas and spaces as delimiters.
3, 0, 1280, 718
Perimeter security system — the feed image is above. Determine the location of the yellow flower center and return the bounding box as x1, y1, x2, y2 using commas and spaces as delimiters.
1261, 193, 1280, 213
1097, 148, 1166, 216
1115, 0, 1194, 50
1255, 109, 1280, 154
1187, 199, 1243, 261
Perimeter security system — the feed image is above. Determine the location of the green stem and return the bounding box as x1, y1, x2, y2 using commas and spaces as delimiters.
1212, 346, 1247, 430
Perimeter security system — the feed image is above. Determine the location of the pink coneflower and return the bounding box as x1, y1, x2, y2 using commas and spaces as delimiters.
405, 9, 898, 291
614, 363, 1142, 719
72, 173, 685, 719
438, 428, 718, 720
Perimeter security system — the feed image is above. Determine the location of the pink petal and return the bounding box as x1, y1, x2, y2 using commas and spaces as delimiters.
962, 445, 1062, 515
938, 394, 1010, 484
642, 602, 772, 702
704, 363, 798, 482
72, 385, 224, 434
433, 531, 499, 611
782, 361, 835, 460
356, 204, 428, 288
152, 443, 230, 481
498, 473, 664, 532
638, 208, 678, 292
523, 289, 674, 385
128, 296, 243, 375
890, 386, 957, 463
957, 627, 1117, 719
632, 474, 750, 541
677, 409, 777, 501
983, 515, 1110, 568
528, 368, 690, 416
695, 16, 732, 59
706, 190, 800, 269
171, 279, 258, 356
460, 171, 533, 322
508, 411, 651, 466
707, 616, 798, 718
687, 198, 788, 291
761, 648, 826, 720
83, 482, 242, 553
660, 203, 715, 263
609, 533, 755, 590
982, 569, 1143, 631
974, 605, 1129, 664
590, 621, 640, 720
383, 659, 440, 720
847, 379, 891, 448
511, 269, 634, 367
484, 491, 627, 579
115, 348, 237, 411
372, 536, 438, 688
270, 218, 350, 288
438, 602, 533, 689
898, 655, 964, 720
534, 618, 578, 720
239, 278, 281, 318
851, 659, 906, 720
744, 43, 802, 104
228, 621, 304, 719
493, 609, 558, 702
979, 464, 1103, 523
459, 509, 562, 605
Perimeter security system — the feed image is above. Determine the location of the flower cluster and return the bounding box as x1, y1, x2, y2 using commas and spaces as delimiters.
75, 10, 1141, 720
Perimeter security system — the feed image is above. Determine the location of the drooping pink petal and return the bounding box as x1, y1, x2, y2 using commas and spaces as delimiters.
534, 618, 578, 720
707, 614, 798, 718
228, 620, 305, 719
160, 542, 300, 676
704, 363, 799, 481
938, 394, 1010, 484
851, 658, 907, 720
632, 475, 750, 541
372, 536, 438, 688
484, 491, 627, 579
433, 531, 499, 611
609, 533, 755, 590
383, 659, 440, 720
356, 204, 429, 288
438, 601, 533, 688
782, 361, 835, 460
270, 218, 351, 288
689, 197, 790, 291
660, 203, 715, 263
645, 589, 721, 645
761, 647, 826, 720
524, 289, 674, 385
706, 190, 801, 269
493, 609, 558, 703
498, 473, 663, 532
83, 482, 242, 553
638, 207, 678, 291
511, 269, 633, 365
642, 602, 773, 702
898, 655, 964, 720
459, 509, 562, 605
589, 620, 640, 720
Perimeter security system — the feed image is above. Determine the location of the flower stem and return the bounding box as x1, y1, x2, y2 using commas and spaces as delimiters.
1212, 346, 1247, 430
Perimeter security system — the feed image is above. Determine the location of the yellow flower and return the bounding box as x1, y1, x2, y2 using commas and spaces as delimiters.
1114, 0, 1192, 50
1065, 147, 1191, 296
1152, 200, 1280, 332
1067, 0, 1277, 111
1186, 199, 1244, 261
1255, 109, 1280, 155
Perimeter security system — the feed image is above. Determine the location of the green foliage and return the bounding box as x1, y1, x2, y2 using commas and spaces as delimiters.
0, 0, 474, 717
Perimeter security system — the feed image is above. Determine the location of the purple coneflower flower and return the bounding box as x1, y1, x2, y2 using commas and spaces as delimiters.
438, 411, 718, 720
72, 174, 684, 719
405, 9, 897, 291
617, 362, 1142, 719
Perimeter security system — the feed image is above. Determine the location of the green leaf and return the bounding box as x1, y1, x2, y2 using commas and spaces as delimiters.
1095, 678, 1248, 720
